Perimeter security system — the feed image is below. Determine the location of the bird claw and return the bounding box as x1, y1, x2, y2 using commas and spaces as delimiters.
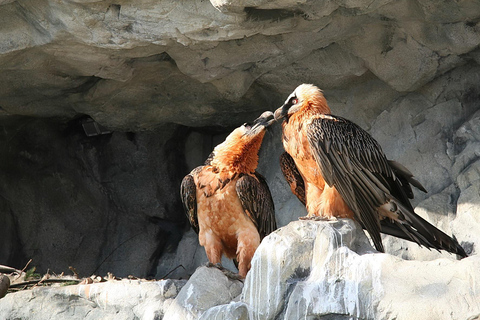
299, 215, 337, 222
298, 216, 312, 220
206, 262, 223, 268
221, 269, 244, 282
205, 262, 244, 281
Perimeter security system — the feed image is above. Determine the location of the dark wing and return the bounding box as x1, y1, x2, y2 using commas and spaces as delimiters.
180, 170, 200, 234
280, 152, 306, 205
236, 173, 277, 239
307, 115, 389, 252
307, 115, 467, 257
388, 160, 427, 199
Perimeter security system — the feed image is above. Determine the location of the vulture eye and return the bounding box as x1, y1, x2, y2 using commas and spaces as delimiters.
291, 98, 299, 105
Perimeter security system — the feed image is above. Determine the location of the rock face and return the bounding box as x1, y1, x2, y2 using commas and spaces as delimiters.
0, 0, 479, 286
1, 0, 479, 129
0, 118, 189, 277
2, 220, 479, 320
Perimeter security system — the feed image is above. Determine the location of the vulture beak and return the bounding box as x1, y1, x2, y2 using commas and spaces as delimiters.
274, 104, 289, 121
243, 111, 275, 136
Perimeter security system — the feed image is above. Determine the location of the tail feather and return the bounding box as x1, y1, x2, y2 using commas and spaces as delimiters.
380, 200, 467, 258
395, 221, 437, 249
388, 160, 427, 194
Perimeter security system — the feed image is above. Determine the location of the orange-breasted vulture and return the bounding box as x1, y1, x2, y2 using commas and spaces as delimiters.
274, 83, 467, 258
180, 111, 277, 278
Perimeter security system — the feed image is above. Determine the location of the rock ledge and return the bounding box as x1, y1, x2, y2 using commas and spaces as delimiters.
3, 219, 478, 320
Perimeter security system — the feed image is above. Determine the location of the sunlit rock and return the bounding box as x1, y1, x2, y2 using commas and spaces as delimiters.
164, 266, 243, 319
0, 0, 479, 307
240, 219, 375, 319
1, 220, 479, 320
197, 219, 480, 320
0, 279, 186, 319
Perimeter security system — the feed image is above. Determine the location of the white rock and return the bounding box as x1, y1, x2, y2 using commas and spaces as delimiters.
0, 279, 186, 320
212, 220, 480, 320
164, 266, 243, 320
1, 220, 478, 320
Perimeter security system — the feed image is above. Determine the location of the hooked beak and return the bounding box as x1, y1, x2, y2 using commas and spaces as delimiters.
252, 111, 275, 128
243, 111, 275, 136
274, 104, 289, 121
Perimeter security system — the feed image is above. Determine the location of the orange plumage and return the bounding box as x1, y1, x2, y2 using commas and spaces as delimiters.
276, 85, 354, 220
274, 84, 467, 257
181, 112, 277, 277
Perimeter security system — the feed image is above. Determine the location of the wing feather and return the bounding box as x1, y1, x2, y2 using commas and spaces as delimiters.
305, 115, 467, 257
306, 116, 393, 252
236, 173, 277, 239
279, 152, 306, 205
180, 170, 200, 234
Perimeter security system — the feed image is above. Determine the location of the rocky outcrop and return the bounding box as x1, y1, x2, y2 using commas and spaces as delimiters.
1, 0, 479, 129
0, 278, 186, 319
239, 220, 480, 320
0, 0, 479, 285
1, 1, 479, 318
2, 220, 479, 320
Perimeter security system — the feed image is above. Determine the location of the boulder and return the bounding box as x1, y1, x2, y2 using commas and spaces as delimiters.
0, 274, 9, 299
163, 266, 243, 319
0, 278, 186, 320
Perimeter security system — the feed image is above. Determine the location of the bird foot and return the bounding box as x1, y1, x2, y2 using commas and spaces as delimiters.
206, 262, 218, 268
299, 215, 337, 222
205, 262, 244, 281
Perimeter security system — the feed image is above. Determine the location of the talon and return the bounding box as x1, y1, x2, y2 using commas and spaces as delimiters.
206, 262, 244, 281
221, 269, 244, 282
299, 215, 316, 220
324, 216, 338, 222
299, 215, 334, 221
313, 216, 331, 221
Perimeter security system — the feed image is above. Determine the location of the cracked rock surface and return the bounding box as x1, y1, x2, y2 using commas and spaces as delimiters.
4, 220, 477, 319
0, 0, 479, 295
